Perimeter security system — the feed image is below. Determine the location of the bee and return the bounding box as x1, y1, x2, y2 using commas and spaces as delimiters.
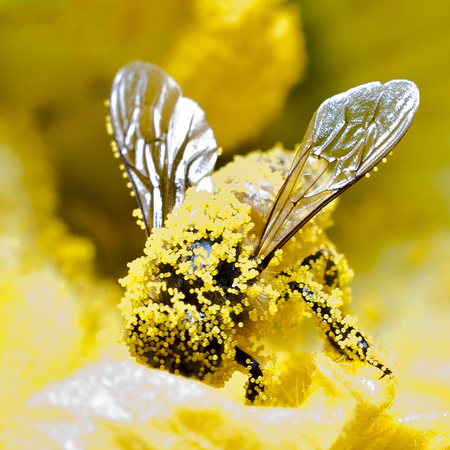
107, 61, 419, 403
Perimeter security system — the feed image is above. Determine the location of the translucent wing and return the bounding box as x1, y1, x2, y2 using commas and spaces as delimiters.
253, 80, 420, 265
109, 61, 219, 234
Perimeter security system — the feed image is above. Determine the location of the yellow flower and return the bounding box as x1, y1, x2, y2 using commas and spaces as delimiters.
0, 124, 126, 432
165, 0, 305, 148
4, 356, 450, 448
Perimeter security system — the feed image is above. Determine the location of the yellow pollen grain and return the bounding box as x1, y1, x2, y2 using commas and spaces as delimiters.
105, 115, 113, 135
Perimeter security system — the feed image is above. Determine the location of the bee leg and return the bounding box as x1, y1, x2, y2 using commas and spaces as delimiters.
235, 346, 264, 402
288, 280, 392, 378
300, 249, 339, 288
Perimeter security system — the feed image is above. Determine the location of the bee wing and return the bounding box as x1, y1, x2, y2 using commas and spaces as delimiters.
253, 80, 420, 265
109, 61, 219, 234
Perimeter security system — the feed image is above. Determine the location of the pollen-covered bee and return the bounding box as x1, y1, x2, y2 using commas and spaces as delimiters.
106, 61, 419, 403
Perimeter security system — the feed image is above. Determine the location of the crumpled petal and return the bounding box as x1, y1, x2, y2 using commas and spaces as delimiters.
0, 138, 125, 429
4, 355, 449, 449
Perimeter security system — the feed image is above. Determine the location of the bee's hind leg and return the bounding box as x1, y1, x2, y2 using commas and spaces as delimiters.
293, 251, 392, 378
235, 346, 264, 402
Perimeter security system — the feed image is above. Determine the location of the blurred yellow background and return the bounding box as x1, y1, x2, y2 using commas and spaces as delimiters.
0, 0, 305, 277
1, 1, 449, 278
248, 2, 450, 274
